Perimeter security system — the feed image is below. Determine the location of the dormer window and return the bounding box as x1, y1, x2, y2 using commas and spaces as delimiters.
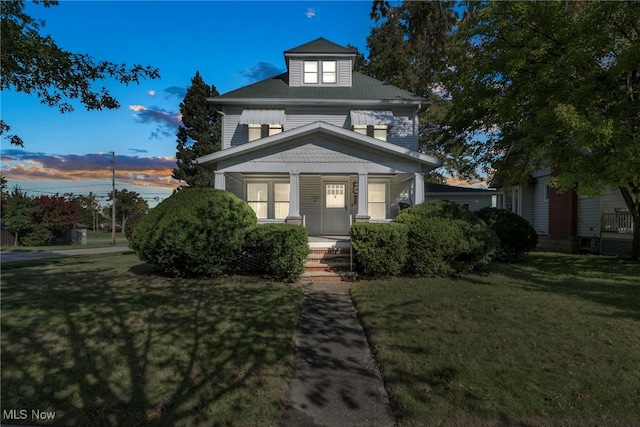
322, 61, 336, 83
303, 61, 318, 83
303, 60, 337, 84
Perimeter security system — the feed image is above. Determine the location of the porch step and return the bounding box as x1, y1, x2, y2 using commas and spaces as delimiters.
304, 261, 351, 272
302, 238, 354, 281
306, 253, 351, 262
300, 271, 346, 282
308, 240, 351, 251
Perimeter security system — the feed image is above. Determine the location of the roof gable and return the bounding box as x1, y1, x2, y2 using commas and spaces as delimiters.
196, 121, 441, 170
284, 37, 357, 55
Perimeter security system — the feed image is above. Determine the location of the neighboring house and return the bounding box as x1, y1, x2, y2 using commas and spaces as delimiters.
196, 38, 441, 235
424, 182, 498, 212
497, 169, 634, 257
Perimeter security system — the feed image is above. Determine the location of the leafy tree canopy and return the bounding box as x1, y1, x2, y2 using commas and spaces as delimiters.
172, 71, 221, 188
108, 188, 148, 234
0, 0, 160, 146
367, 0, 458, 97
33, 194, 79, 238
440, 0, 640, 258
364, 1, 473, 180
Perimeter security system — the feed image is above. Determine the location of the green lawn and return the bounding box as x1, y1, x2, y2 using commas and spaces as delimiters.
2, 231, 128, 252
351, 252, 640, 426
1, 253, 303, 426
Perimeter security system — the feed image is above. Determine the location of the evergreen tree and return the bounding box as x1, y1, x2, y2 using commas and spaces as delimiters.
172, 71, 221, 188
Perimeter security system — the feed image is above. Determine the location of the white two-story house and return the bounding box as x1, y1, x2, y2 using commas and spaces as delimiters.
196, 38, 442, 236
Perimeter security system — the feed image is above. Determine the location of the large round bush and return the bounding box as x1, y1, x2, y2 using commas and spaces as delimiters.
396, 200, 499, 275
475, 207, 538, 262
130, 188, 257, 277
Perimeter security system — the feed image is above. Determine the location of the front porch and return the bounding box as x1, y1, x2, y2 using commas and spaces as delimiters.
196, 121, 441, 235
217, 172, 423, 236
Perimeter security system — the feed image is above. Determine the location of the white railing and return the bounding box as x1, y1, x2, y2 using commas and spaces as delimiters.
602, 212, 634, 233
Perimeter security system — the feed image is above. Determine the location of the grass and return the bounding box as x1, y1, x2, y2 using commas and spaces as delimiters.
1, 253, 303, 426
2, 231, 128, 252
351, 252, 640, 426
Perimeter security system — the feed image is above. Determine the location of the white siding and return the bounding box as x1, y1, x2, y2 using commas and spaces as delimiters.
533, 175, 550, 234
577, 196, 600, 237
222, 105, 417, 150
388, 110, 417, 150
285, 107, 349, 130
223, 108, 244, 148
288, 60, 303, 86
601, 188, 627, 212
392, 177, 413, 217
338, 60, 352, 87
300, 174, 321, 236
521, 185, 535, 225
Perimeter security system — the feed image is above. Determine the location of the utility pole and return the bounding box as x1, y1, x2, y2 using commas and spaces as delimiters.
111, 151, 116, 246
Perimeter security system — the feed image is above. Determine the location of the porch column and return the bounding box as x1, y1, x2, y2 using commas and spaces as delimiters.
214, 171, 226, 190
355, 172, 370, 222
414, 172, 425, 205
286, 171, 303, 225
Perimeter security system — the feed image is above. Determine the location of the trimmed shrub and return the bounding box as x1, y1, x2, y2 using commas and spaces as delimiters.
476, 207, 538, 261
396, 200, 499, 275
242, 224, 310, 282
130, 188, 257, 277
350, 222, 408, 277
404, 217, 469, 276
21, 224, 52, 246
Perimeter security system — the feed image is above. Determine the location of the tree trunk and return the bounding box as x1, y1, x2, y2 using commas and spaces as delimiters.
619, 187, 639, 261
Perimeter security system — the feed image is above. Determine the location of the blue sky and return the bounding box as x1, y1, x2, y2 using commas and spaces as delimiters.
1, 1, 377, 206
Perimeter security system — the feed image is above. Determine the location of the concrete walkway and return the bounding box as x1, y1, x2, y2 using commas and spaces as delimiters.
280, 281, 395, 427
1, 245, 131, 263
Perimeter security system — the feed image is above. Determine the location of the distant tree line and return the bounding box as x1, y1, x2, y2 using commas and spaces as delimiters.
0, 184, 148, 246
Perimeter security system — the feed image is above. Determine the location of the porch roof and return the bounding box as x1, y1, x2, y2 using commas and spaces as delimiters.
195, 121, 442, 171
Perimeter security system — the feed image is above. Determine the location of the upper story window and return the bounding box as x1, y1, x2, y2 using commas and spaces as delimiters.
303, 60, 337, 84
248, 124, 283, 142
354, 125, 389, 141
303, 61, 318, 83
239, 109, 285, 142
322, 61, 336, 83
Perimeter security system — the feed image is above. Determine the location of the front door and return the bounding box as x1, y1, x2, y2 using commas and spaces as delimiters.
322, 181, 349, 235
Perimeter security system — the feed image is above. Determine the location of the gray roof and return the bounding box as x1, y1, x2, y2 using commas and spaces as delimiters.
284, 37, 357, 55
212, 72, 426, 104
425, 183, 496, 194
